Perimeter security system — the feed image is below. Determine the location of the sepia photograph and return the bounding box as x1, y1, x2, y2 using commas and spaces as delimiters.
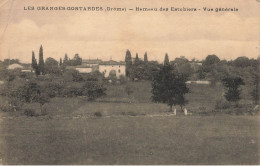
0, 0, 259, 165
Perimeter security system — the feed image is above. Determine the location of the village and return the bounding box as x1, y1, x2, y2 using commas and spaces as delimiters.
0, 0, 259, 164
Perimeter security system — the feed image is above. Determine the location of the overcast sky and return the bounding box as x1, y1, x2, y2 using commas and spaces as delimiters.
0, 0, 259, 63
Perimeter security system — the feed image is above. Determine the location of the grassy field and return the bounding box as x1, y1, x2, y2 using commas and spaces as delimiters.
0, 81, 258, 164
0, 114, 259, 164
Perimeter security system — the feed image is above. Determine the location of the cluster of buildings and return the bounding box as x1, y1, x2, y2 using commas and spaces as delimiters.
69, 59, 126, 78
6, 59, 127, 78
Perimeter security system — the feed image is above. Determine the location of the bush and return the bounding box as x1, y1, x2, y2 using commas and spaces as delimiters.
24, 109, 38, 117
94, 112, 102, 117
43, 81, 65, 98
82, 81, 106, 100
215, 99, 230, 109
0, 96, 23, 112
119, 75, 127, 84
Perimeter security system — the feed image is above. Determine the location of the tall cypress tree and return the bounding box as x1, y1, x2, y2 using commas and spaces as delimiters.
63, 53, 69, 66
135, 53, 139, 64
31, 51, 37, 70
164, 53, 170, 65
39, 45, 44, 74
59, 57, 63, 66
144, 52, 148, 63
125, 50, 132, 77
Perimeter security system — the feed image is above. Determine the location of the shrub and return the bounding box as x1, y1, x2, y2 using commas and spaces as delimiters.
24, 109, 38, 117
119, 75, 127, 84
82, 81, 106, 100
94, 112, 102, 117
0, 97, 23, 112
43, 81, 65, 98
215, 99, 231, 109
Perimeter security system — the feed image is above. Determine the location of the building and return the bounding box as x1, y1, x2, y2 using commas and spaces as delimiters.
7, 63, 24, 70
82, 59, 102, 67
99, 60, 126, 78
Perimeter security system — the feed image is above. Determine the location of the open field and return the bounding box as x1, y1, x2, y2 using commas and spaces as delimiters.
0, 81, 258, 164
0, 114, 259, 164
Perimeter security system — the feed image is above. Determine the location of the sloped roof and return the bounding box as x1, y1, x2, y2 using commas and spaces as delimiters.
7, 64, 24, 70
100, 60, 125, 65
82, 59, 102, 64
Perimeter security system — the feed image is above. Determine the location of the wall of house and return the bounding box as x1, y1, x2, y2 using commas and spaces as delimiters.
75, 68, 92, 73
99, 65, 126, 78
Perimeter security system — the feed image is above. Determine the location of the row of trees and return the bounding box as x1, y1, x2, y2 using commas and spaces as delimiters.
31, 45, 45, 75
31, 45, 83, 76
152, 54, 260, 111
125, 50, 161, 80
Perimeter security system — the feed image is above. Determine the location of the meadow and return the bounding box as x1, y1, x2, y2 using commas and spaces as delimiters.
0, 81, 259, 164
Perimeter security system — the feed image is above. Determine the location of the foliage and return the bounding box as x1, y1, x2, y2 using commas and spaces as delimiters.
233, 56, 252, 68
44, 57, 61, 75
63, 54, 69, 66
2, 59, 20, 65
0, 96, 23, 112
134, 53, 139, 64
24, 109, 38, 117
171, 57, 193, 79
108, 70, 117, 84
222, 77, 245, 102
82, 81, 106, 100
63, 54, 82, 66
125, 49, 132, 77
164, 53, 169, 65
125, 84, 133, 96
215, 98, 230, 109
94, 112, 102, 117
31, 51, 39, 75
144, 52, 148, 63
38, 45, 45, 75
129, 60, 160, 81
151, 64, 189, 111
119, 75, 127, 84
203, 54, 220, 66
250, 60, 259, 105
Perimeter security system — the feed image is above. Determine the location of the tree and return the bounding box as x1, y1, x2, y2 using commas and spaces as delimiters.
3, 59, 20, 65
72, 53, 82, 66
63, 54, 69, 66
222, 77, 245, 104
44, 57, 61, 75
203, 54, 220, 66
144, 52, 148, 63
82, 81, 106, 100
125, 50, 132, 77
59, 58, 62, 66
233, 56, 251, 68
250, 58, 260, 105
151, 64, 189, 112
172, 57, 192, 79
38, 45, 45, 75
164, 53, 169, 65
134, 53, 139, 64
31, 51, 39, 75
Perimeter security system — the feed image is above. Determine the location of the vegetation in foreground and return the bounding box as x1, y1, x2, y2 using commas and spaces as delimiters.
0, 115, 258, 164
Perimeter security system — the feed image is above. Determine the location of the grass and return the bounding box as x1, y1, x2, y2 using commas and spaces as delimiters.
0, 81, 258, 164
0, 115, 258, 164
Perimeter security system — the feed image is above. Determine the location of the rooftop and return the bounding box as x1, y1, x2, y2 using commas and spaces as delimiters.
82, 59, 102, 64
99, 60, 125, 65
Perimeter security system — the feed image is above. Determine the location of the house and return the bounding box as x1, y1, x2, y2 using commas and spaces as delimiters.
21, 64, 33, 72
82, 59, 102, 67
99, 60, 126, 78
75, 65, 92, 73
186, 80, 211, 85
7, 63, 24, 70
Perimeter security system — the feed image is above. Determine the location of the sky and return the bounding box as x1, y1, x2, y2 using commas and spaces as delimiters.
0, 0, 259, 63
